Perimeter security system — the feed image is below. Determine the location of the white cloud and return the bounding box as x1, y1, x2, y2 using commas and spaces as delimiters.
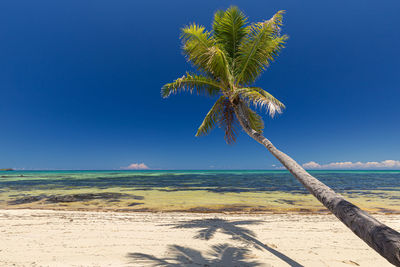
121, 163, 149, 170
302, 160, 400, 170
302, 161, 321, 169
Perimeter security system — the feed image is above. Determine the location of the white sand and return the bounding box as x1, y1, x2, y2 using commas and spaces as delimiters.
0, 209, 399, 266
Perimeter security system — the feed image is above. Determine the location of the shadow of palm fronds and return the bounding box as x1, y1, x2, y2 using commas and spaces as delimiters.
165, 218, 262, 241
128, 243, 261, 267
166, 218, 303, 267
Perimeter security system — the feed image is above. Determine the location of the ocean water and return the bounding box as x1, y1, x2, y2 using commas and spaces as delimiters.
0, 170, 399, 213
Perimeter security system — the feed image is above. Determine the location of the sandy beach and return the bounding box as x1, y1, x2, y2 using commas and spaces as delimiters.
0, 209, 399, 266
2, 0, 400, 265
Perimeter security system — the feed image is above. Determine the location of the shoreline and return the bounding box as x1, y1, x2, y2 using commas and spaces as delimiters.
1, 209, 400, 266
2, 206, 400, 215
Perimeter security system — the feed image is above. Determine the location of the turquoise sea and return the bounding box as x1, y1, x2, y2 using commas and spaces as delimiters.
1, 170, 399, 213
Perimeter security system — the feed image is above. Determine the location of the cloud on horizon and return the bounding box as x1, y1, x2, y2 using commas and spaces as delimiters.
302, 160, 400, 170
121, 163, 149, 170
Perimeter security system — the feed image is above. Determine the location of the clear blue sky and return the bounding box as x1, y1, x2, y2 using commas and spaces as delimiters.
1, 0, 399, 170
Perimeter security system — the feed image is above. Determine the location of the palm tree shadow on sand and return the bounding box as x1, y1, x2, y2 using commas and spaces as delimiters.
128, 218, 303, 266
128, 243, 261, 266
165, 218, 303, 267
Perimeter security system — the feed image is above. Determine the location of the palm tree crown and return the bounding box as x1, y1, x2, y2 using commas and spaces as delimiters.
161, 7, 400, 265
162, 6, 288, 144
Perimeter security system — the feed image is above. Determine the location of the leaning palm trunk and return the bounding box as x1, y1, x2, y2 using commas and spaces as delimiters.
162, 6, 400, 265
234, 103, 400, 266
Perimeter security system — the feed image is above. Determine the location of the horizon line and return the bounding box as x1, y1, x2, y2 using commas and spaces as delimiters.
3, 169, 400, 171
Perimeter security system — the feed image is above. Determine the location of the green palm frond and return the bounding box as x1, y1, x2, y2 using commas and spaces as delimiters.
195, 96, 225, 137
241, 103, 264, 133
236, 10, 288, 85
196, 96, 238, 144
161, 73, 222, 98
181, 24, 231, 83
213, 6, 248, 64
181, 24, 215, 73
235, 87, 285, 117
206, 45, 233, 85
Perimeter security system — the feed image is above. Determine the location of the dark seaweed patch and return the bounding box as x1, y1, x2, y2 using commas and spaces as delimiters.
8, 195, 45, 205
45, 193, 141, 203
181, 205, 254, 213
275, 199, 297, 205
128, 202, 143, 206
107, 199, 120, 203
8, 192, 144, 205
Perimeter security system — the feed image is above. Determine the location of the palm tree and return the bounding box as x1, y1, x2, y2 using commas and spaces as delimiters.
161, 6, 400, 265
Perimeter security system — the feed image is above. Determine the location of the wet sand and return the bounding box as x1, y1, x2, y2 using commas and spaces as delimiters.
1, 209, 399, 266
